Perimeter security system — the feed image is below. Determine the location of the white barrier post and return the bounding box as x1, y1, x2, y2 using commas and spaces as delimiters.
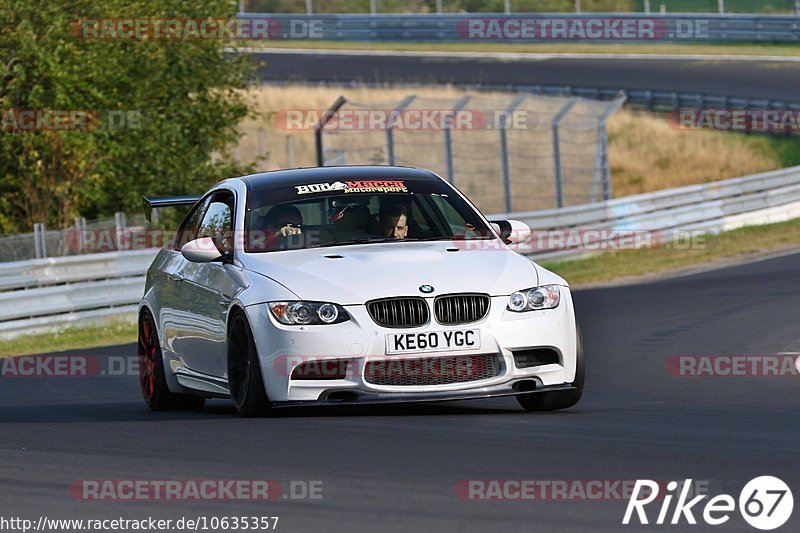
33, 223, 47, 259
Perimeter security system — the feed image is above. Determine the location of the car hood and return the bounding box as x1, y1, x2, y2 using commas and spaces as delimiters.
240, 241, 540, 305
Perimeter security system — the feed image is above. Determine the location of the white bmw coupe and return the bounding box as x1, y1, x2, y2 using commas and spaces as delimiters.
139, 166, 583, 416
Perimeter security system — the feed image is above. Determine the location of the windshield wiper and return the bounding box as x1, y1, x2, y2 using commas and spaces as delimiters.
306, 235, 477, 249
307, 237, 397, 249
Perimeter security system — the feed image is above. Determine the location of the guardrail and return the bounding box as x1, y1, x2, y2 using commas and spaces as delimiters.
236, 13, 800, 43
0, 250, 158, 339
501, 165, 800, 260
1, 165, 799, 339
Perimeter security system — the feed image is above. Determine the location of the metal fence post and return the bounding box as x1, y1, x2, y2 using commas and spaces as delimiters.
33, 223, 47, 259
436, 0, 443, 14
504, 0, 511, 14
575, 0, 581, 14
316, 96, 347, 166
796, 0, 800, 16
499, 94, 526, 213
644, 0, 651, 14
591, 93, 627, 202
370, 0, 377, 15
74, 217, 86, 252
257, 127, 266, 160
551, 98, 579, 209
444, 95, 471, 184
387, 95, 416, 166
306, 0, 313, 15
114, 211, 127, 250
718, 0, 724, 14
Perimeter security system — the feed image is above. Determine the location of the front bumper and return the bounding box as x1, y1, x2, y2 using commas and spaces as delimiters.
244, 290, 577, 403
271, 382, 578, 408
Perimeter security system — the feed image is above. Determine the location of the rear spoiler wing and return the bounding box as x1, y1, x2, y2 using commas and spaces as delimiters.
143, 195, 202, 222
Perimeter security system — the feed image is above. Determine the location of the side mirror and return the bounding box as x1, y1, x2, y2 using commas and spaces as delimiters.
181, 237, 223, 263
490, 220, 531, 245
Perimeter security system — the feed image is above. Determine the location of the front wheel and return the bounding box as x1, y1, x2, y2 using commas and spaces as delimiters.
227, 311, 272, 417
516, 323, 584, 412
138, 309, 206, 411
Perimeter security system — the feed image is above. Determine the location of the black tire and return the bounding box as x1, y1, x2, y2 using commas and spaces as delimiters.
516, 323, 584, 412
227, 311, 272, 417
138, 309, 206, 411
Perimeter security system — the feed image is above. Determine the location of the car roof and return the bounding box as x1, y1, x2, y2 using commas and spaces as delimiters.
238, 165, 443, 191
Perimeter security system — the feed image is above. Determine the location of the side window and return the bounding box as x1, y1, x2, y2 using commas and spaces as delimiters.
173, 197, 210, 251
198, 191, 234, 254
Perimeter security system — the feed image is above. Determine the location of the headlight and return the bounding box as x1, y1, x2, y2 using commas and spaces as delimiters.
507, 285, 561, 312
269, 301, 350, 325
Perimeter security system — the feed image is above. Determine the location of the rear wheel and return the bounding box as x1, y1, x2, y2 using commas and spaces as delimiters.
138, 309, 206, 411
516, 324, 584, 412
228, 311, 272, 417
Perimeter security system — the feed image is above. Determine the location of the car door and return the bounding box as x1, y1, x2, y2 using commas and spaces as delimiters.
176, 190, 240, 378
158, 195, 210, 358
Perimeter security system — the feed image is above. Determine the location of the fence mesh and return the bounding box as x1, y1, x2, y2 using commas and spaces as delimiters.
0, 214, 155, 263
319, 92, 624, 214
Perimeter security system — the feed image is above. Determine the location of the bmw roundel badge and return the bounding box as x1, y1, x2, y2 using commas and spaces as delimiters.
419, 284, 434, 294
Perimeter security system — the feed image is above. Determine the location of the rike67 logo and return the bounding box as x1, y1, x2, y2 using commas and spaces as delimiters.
624, 477, 793, 530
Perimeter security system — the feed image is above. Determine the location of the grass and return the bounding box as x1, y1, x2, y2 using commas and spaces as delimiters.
0, 319, 137, 357
607, 111, 800, 196
237, 84, 800, 208
541, 216, 800, 285
245, 40, 800, 57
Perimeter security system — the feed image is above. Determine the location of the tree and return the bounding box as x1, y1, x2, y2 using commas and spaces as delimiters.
0, 0, 259, 233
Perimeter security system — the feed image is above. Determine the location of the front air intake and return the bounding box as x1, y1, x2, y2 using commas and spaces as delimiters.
434, 294, 490, 325
367, 297, 429, 328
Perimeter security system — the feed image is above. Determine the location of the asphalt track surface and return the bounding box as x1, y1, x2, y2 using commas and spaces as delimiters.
253, 49, 800, 102
2, 252, 799, 532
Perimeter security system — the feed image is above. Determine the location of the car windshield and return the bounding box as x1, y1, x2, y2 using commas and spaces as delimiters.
244, 177, 495, 253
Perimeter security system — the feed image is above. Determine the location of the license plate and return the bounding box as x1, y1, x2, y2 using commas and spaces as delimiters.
386, 329, 481, 355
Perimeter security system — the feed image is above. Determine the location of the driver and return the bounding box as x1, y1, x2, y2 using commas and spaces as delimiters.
264, 204, 303, 237
379, 202, 409, 240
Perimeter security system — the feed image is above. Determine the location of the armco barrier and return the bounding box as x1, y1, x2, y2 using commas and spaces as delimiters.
0, 165, 799, 338
0, 249, 158, 339
236, 13, 800, 43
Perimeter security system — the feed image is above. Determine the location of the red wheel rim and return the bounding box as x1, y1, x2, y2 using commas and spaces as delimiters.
138, 315, 157, 401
